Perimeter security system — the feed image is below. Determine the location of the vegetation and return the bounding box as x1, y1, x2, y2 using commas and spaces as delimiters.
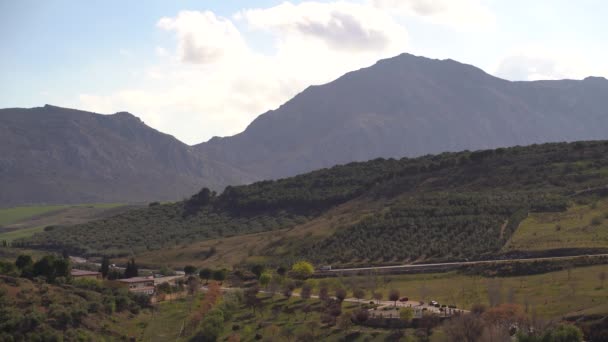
17, 141, 608, 264
0, 205, 71, 226
0, 254, 151, 340
505, 199, 608, 251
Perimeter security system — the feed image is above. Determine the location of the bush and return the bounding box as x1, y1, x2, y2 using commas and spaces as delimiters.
591, 216, 604, 226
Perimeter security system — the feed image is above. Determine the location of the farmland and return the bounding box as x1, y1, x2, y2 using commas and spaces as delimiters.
505, 199, 608, 251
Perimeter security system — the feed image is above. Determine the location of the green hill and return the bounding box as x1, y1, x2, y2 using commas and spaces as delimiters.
17, 140, 608, 265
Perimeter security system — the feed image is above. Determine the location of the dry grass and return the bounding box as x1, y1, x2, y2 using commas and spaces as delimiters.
504, 199, 608, 251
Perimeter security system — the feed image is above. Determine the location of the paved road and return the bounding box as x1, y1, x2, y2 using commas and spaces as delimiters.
326, 253, 608, 273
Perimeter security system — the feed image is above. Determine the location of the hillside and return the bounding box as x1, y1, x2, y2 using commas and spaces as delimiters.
19, 140, 608, 265
197, 53, 608, 180
0, 105, 251, 207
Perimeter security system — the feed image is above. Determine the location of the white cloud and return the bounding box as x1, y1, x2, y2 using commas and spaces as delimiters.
237, 1, 407, 52
76, 2, 409, 145
492, 47, 606, 81
157, 10, 248, 64
372, 0, 495, 30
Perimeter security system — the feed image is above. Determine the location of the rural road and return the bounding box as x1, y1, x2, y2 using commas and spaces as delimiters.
325, 253, 608, 273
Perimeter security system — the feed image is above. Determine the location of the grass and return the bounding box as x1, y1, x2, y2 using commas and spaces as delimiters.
312, 263, 608, 318
222, 296, 397, 341
109, 298, 191, 342
504, 199, 608, 251
0, 225, 46, 242
0, 203, 132, 242
0, 205, 70, 226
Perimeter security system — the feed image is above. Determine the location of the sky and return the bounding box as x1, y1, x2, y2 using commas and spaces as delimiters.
1, 0, 607, 145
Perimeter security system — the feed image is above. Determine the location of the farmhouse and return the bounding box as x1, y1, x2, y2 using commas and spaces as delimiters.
117, 276, 155, 295
71, 269, 102, 280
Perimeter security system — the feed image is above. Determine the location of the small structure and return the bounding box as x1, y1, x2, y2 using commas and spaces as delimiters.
154, 275, 185, 287
71, 269, 102, 280
117, 276, 155, 295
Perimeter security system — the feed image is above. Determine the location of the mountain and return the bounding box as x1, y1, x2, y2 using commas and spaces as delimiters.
0, 105, 250, 207
3, 53, 608, 206
20, 140, 608, 265
196, 53, 608, 180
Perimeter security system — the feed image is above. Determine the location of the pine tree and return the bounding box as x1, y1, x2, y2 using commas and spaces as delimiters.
124, 258, 138, 278
100, 256, 110, 278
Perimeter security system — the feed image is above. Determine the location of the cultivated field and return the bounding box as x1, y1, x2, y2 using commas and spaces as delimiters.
314, 264, 608, 318
0, 203, 138, 242
504, 199, 608, 251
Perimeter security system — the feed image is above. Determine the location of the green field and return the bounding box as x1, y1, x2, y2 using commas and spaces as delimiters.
505, 199, 608, 251
0, 203, 131, 242
312, 264, 608, 318
0, 225, 46, 242
0, 205, 70, 226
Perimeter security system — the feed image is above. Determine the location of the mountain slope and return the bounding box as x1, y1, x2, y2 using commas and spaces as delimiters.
197, 53, 608, 180
19, 140, 608, 265
0, 105, 250, 206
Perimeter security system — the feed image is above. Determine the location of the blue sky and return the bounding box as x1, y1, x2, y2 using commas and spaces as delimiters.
1, 1, 607, 144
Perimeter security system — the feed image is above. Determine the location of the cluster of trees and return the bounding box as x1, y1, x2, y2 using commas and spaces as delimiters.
305, 192, 564, 263
0, 254, 70, 283
17, 140, 608, 262
443, 303, 583, 341
0, 256, 151, 340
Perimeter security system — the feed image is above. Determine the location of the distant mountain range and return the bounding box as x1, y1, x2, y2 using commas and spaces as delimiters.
2, 53, 608, 206
0, 105, 251, 207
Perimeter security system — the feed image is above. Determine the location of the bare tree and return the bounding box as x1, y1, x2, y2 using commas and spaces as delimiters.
389, 289, 400, 307
443, 314, 484, 342
353, 288, 366, 305
373, 291, 383, 304
301, 283, 312, 300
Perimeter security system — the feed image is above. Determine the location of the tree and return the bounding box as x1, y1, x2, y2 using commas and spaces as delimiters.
199, 268, 212, 283
335, 288, 347, 303
184, 265, 197, 276
291, 261, 314, 279
543, 324, 583, 342
443, 313, 484, 342
353, 288, 366, 304
302, 304, 312, 319
187, 276, 200, 296
319, 286, 330, 302
389, 289, 400, 307
373, 292, 383, 304
283, 281, 295, 299
212, 269, 227, 283
15, 255, 33, 270
276, 266, 287, 276
192, 308, 224, 341
244, 286, 260, 314
300, 283, 312, 300
353, 309, 369, 324
400, 307, 414, 325
337, 313, 353, 333
250, 264, 265, 279
259, 272, 272, 288
99, 256, 110, 278
124, 258, 138, 278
